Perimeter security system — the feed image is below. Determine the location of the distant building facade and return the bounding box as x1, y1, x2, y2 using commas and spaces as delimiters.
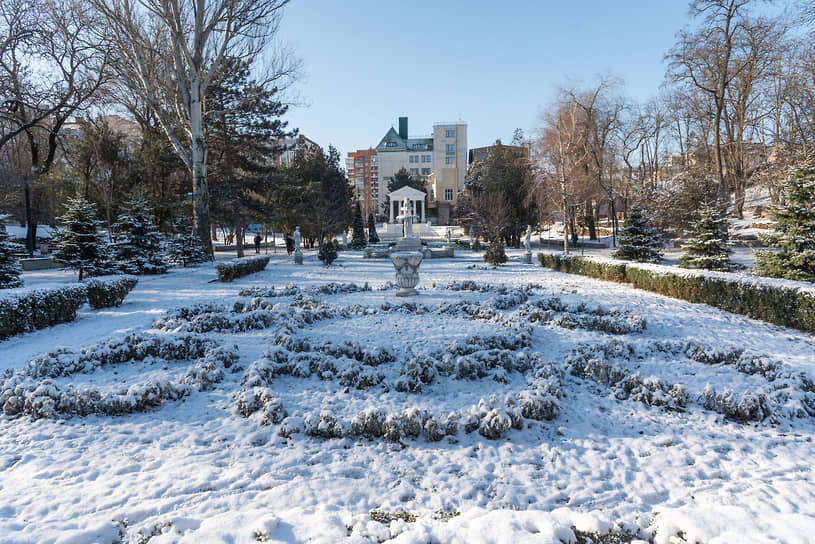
349, 116, 466, 224
272, 134, 320, 168
468, 143, 530, 164
345, 148, 379, 218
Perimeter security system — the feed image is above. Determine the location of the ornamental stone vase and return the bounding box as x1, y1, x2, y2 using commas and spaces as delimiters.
390, 251, 423, 296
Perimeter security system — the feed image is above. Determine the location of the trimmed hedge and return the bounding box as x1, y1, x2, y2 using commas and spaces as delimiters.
84, 275, 138, 309
538, 252, 815, 334
0, 285, 87, 340
215, 255, 270, 282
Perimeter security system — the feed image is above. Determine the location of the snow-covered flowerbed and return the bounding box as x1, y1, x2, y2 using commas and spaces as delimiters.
1, 251, 815, 543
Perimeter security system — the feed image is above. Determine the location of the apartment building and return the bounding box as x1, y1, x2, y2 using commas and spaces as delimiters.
345, 148, 379, 218
271, 134, 320, 168
351, 116, 466, 224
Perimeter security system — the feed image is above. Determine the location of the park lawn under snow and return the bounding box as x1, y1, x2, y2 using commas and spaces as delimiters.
1, 248, 815, 543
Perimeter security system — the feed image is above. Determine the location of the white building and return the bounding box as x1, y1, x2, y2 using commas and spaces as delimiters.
373, 116, 467, 225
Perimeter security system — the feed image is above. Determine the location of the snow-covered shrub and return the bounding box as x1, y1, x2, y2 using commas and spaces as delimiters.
304, 409, 346, 438
516, 389, 559, 421
215, 255, 270, 282
0, 284, 87, 340
337, 361, 385, 389
316, 341, 394, 366
318, 243, 338, 266
236, 386, 286, 424
701, 385, 769, 422
395, 355, 438, 393
565, 341, 686, 411
477, 408, 513, 439
351, 408, 388, 438
84, 275, 138, 309
538, 252, 815, 334
1, 338, 234, 418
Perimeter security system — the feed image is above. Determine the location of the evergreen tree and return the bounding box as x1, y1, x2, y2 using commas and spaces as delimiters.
53, 198, 111, 281
367, 213, 380, 243
350, 202, 367, 249
0, 215, 23, 288
754, 160, 815, 281
111, 196, 169, 274
612, 206, 663, 262
680, 202, 737, 271
484, 238, 507, 266
168, 216, 210, 267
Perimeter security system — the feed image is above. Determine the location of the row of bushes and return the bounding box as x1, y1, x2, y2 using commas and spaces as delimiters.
538, 253, 815, 334
0, 276, 138, 340
215, 255, 270, 282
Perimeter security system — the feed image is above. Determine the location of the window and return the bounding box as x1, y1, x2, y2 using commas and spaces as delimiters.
421, 168, 431, 175
445, 129, 455, 138
421, 155, 431, 163
409, 155, 419, 163
409, 168, 419, 176
445, 156, 454, 164
446, 144, 455, 154
444, 189, 454, 201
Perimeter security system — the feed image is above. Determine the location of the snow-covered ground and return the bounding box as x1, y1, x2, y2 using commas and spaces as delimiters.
1, 248, 814, 543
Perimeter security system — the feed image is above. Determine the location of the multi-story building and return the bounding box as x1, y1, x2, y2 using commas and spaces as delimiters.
357, 116, 466, 224
271, 134, 320, 168
345, 148, 379, 218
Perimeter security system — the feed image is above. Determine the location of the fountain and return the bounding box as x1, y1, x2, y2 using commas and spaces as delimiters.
390, 198, 424, 296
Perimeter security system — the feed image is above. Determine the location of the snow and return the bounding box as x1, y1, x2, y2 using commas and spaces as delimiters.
1, 247, 815, 543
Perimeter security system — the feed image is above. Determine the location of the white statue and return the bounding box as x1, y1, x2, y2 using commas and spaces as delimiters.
525, 225, 532, 253
294, 226, 302, 253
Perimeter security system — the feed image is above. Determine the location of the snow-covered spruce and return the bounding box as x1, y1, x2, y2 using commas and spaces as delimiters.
110, 196, 169, 275
0, 214, 22, 288
565, 341, 687, 411
0, 342, 238, 418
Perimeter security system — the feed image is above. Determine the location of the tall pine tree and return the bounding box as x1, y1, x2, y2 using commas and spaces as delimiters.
350, 202, 367, 249
680, 202, 737, 271
612, 206, 663, 262
112, 196, 169, 274
53, 198, 111, 281
367, 213, 380, 243
0, 215, 23, 288
754, 160, 815, 282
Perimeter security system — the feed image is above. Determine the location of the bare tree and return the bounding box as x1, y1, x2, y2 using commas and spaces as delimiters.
91, 0, 297, 256
667, 0, 756, 193
0, 0, 111, 252
533, 98, 591, 252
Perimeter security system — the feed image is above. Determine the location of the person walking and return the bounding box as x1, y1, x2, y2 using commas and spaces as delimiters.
254, 233, 261, 254
285, 233, 294, 256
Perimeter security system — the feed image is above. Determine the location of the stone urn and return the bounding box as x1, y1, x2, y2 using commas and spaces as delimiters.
390, 251, 424, 296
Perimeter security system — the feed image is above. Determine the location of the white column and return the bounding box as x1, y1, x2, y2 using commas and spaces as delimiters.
389, 200, 393, 223
420, 200, 425, 223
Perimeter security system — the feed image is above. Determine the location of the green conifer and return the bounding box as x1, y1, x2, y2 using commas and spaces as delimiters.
612, 206, 663, 262
680, 202, 737, 271
53, 198, 111, 280
754, 160, 815, 281
350, 202, 367, 249
0, 215, 23, 288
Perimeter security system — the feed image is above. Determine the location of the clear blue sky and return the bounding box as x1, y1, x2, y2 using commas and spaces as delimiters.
272, 0, 772, 162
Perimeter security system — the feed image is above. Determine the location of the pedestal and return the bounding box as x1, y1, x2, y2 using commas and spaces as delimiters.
524, 252, 532, 264
294, 250, 303, 265
390, 251, 423, 297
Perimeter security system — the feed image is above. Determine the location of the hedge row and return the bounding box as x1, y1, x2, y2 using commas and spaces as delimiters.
85, 276, 138, 310
0, 276, 139, 340
215, 256, 270, 282
538, 253, 815, 334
